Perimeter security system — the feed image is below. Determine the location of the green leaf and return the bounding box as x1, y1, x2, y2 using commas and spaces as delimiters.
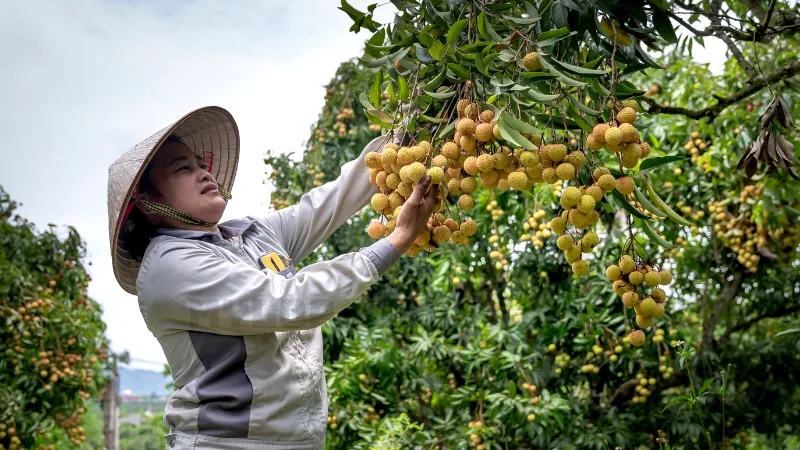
590, 79, 610, 96
648, 0, 668, 10
447, 63, 471, 80
502, 113, 542, 135
612, 191, 649, 219
519, 72, 559, 80
774, 328, 800, 338
498, 116, 536, 149
424, 89, 457, 99
551, 58, 610, 78
447, 19, 468, 47
339, 0, 381, 32
487, 94, 498, 104
652, 11, 678, 44
567, 92, 601, 116
537, 57, 585, 87
398, 76, 409, 101
366, 109, 393, 128
538, 29, 577, 47
566, 102, 594, 134
637, 218, 673, 249
422, 66, 447, 91
503, 14, 540, 25
427, 40, 446, 61
369, 70, 382, 108
436, 118, 457, 139
645, 178, 693, 226
634, 185, 666, 219
640, 155, 688, 172
478, 10, 505, 43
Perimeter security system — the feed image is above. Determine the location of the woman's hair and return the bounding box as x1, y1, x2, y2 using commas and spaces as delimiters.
127, 134, 186, 261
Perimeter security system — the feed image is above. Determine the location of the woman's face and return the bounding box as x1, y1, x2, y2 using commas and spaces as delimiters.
140, 141, 227, 228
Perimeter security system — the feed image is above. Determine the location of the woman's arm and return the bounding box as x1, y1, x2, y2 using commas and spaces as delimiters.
262, 135, 387, 263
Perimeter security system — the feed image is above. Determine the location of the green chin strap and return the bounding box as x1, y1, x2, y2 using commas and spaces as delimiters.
134, 185, 232, 227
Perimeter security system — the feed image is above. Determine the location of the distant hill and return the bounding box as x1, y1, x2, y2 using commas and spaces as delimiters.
118, 366, 173, 397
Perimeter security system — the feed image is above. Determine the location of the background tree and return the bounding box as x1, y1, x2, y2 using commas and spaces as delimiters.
266, 0, 800, 448
0, 186, 112, 450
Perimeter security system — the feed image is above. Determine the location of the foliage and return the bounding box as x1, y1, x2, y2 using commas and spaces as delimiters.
119, 413, 168, 450
0, 186, 112, 450
263, 1, 800, 448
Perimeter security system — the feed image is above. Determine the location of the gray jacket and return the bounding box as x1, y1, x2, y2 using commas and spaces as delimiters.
136, 136, 398, 449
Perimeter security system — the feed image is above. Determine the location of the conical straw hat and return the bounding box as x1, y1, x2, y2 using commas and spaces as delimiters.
107, 106, 239, 294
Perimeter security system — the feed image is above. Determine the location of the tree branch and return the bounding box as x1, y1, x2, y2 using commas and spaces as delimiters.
723, 303, 800, 340
645, 59, 800, 120
702, 270, 744, 353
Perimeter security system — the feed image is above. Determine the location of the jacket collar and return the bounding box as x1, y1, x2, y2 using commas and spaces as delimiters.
155, 218, 257, 242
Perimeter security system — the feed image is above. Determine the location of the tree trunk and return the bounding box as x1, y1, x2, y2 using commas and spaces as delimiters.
102, 365, 119, 450
701, 270, 744, 353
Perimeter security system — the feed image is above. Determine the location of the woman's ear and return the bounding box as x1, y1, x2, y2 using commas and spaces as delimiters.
135, 193, 157, 216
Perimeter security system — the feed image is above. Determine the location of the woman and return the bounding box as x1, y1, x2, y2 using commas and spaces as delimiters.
106, 106, 437, 449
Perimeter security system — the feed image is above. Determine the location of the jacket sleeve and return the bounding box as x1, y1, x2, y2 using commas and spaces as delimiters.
261, 135, 387, 263
137, 238, 399, 337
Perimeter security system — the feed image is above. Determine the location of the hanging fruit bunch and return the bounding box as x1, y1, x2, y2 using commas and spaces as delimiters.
346, 1, 692, 346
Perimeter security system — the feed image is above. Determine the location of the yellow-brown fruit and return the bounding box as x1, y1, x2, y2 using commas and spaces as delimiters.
640, 142, 651, 158
463, 156, 480, 175
447, 167, 462, 178
397, 147, 415, 165
456, 118, 477, 135
456, 99, 470, 117
431, 155, 448, 168
497, 178, 510, 190
581, 231, 599, 250
636, 314, 653, 328
652, 303, 665, 317
388, 192, 404, 210
416, 229, 431, 246
433, 225, 452, 243
458, 195, 475, 210
447, 178, 462, 195
652, 286, 666, 303
616, 176, 635, 195
598, 174, 616, 192
386, 173, 401, 190
593, 167, 611, 181
428, 167, 444, 184
622, 153, 640, 169
613, 279, 631, 295
381, 148, 397, 167
619, 255, 636, 274
587, 134, 604, 151
644, 271, 661, 287
564, 245, 582, 263
365, 152, 382, 169
622, 143, 642, 160
572, 260, 589, 276
556, 162, 576, 180
508, 171, 530, 190
628, 271, 644, 285
605, 127, 624, 146
561, 186, 582, 208
444, 219, 459, 231
523, 52, 543, 71
551, 216, 567, 234
385, 220, 396, 233
619, 123, 639, 143
586, 185, 604, 202
578, 195, 596, 214
639, 298, 658, 317
605, 142, 624, 153
460, 135, 477, 152
526, 165, 544, 183
475, 123, 494, 142
492, 123, 502, 140
480, 169, 500, 187
569, 209, 589, 229
593, 123, 610, 143
442, 142, 459, 160
617, 107, 637, 124
479, 110, 495, 123
520, 151, 539, 168
629, 330, 646, 346
542, 167, 559, 184
394, 182, 411, 198
371, 193, 389, 212
376, 171, 388, 189
622, 291, 640, 307
566, 151, 586, 169
606, 265, 622, 281
464, 103, 480, 120
557, 234, 574, 251
659, 270, 673, 285
461, 177, 478, 194
460, 219, 477, 236
476, 153, 495, 172
493, 152, 510, 170
548, 144, 567, 162
408, 162, 426, 182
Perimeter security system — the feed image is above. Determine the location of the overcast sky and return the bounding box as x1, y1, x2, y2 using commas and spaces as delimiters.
0, 1, 727, 371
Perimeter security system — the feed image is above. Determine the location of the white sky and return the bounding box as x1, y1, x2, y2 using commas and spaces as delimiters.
0, 2, 727, 371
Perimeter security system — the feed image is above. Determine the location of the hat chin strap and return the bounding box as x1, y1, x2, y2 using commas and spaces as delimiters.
133, 186, 232, 228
